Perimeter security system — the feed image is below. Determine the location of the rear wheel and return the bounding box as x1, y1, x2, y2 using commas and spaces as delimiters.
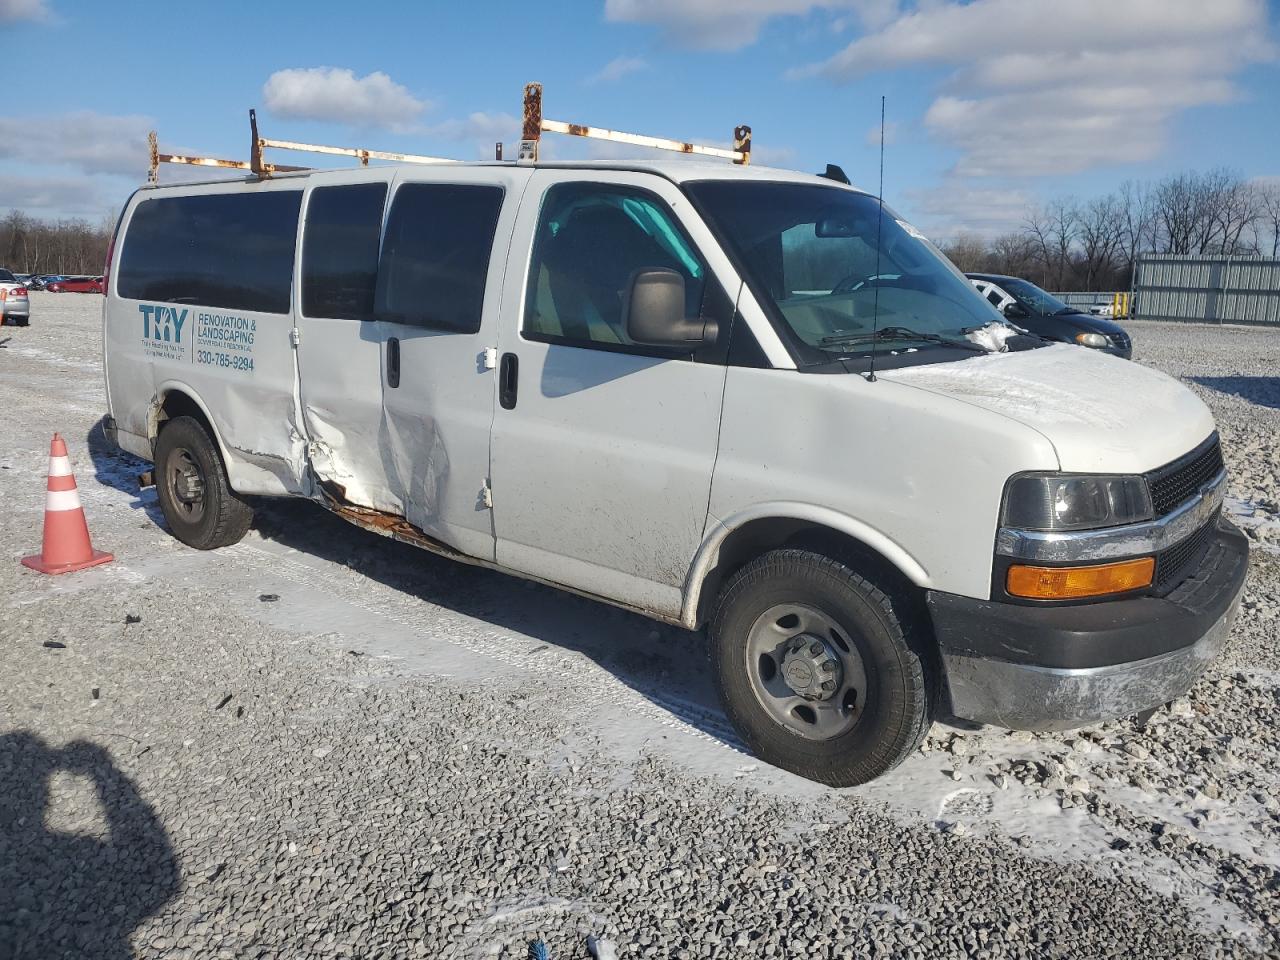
154, 416, 252, 549
709, 549, 933, 786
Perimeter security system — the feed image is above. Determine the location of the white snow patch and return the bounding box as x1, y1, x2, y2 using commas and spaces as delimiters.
1225, 495, 1280, 555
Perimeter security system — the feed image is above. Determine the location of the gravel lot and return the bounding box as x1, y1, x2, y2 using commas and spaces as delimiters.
1, 297, 1278, 959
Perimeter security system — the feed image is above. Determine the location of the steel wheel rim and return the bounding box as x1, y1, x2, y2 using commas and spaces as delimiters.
167, 447, 206, 524
745, 602, 868, 741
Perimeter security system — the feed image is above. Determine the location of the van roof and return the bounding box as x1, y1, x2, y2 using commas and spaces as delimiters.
141, 157, 866, 193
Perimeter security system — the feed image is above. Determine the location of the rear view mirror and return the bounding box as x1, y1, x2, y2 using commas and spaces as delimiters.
1002, 301, 1029, 320
815, 217, 866, 239
623, 269, 717, 349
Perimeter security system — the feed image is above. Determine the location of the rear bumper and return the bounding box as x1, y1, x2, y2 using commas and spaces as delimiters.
927, 518, 1248, 730
2, 301, 30, 318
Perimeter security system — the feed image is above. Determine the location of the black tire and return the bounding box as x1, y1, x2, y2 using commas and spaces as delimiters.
17, 317, 30, 327
154, 416, 252, 549
709, 549, 933, 786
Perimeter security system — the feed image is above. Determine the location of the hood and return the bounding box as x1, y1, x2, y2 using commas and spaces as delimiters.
1049, 311, 1126, 335
880, 344, 1214, 473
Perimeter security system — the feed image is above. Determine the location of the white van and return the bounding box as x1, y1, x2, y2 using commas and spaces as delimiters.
101, 158, 1247, 785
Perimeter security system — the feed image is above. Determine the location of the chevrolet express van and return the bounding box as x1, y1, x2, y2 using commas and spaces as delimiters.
101, 159, 1247, 785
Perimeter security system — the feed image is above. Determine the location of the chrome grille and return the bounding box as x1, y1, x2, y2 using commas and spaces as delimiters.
1147, 435, 1224, 517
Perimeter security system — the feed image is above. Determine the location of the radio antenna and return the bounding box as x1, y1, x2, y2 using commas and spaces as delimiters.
867, 95, 886, 383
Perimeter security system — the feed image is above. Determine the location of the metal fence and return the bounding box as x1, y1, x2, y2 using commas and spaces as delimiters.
1131, 254, 1280, 326
1051, 291, 1122, 310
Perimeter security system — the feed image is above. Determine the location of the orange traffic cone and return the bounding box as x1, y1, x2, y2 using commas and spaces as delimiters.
21, 433, 114, 575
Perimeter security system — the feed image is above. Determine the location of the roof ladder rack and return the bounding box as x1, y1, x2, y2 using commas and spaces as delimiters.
147, 110, 457, 183
518, 82, 751, 165
146, 85, 754, 183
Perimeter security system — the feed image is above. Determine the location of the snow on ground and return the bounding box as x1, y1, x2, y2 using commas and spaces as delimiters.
2, 295, 1279, 958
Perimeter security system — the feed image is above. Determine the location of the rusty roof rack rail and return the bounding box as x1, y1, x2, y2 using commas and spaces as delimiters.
147, 109, 458, 183
518, 82, 751, 165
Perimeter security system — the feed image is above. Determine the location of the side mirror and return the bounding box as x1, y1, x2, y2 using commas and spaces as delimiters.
623, 268, 717, 349
1002, 301, 1028, 320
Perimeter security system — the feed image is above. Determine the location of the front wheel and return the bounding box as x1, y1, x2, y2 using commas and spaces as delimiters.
709, 549, 933, 786
154, 416, 252, 549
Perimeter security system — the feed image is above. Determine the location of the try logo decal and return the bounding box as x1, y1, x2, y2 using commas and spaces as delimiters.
139, 304, 187, 344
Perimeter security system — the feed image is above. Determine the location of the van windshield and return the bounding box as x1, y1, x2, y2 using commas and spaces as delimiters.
685, 181, 1002, 364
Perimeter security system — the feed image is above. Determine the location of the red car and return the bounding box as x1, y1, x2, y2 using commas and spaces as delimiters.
47, 276, 104, 293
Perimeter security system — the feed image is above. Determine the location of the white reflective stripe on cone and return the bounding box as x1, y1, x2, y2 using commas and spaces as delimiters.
46, 488, 83, 512
48, 455, 73, 477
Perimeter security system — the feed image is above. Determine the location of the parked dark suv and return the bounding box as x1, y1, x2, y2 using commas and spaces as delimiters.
967, 273, 1132, 359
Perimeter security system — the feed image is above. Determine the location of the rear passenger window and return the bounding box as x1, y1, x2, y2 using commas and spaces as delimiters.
375, 184, 504, 334
303, 183, 387, 320
117, 191, 301, 313
986, 289, 1004, 307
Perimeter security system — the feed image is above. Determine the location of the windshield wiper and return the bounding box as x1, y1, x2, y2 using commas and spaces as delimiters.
819, 325, 988, 352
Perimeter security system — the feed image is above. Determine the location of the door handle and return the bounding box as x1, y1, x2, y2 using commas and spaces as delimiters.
387, 336, 400, 389
499, 352, 518, 409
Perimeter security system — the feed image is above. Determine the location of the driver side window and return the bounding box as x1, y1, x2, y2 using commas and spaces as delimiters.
523, 182, 710, 354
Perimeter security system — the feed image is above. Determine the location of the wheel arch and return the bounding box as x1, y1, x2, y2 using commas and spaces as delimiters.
150, 381, 233, 466
682, 504, 931, 630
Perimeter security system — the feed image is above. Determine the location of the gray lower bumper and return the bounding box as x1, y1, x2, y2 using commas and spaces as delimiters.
941, 595, 1239, 730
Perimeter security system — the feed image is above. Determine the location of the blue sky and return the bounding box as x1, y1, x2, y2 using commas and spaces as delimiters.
2, 0, 1277, 240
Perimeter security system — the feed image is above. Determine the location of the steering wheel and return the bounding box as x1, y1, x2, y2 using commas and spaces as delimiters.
832, 273, 899, 295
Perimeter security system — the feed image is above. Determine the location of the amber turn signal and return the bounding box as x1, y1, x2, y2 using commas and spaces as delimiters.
1006, 557, 1155, 600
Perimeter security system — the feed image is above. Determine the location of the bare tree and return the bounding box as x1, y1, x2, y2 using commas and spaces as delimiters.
0, 211, 110, 276
939, 231, 989, 272
989, 232, 1037, 278
1077, 194, 1125, 291
1118, 179, 1155, 278
1021, 207, 1054, 288
1255, 181, 1280, 257
1044, 197, 1078, 290
1153, 168, 1261, 256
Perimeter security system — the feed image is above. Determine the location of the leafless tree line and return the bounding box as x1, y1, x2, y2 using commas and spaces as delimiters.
942, 169, 1280, 292
1, 210, 113, 277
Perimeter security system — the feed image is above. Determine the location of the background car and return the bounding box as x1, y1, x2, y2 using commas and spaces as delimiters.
0, 268, 31, 326
45, 276, 104, 294
967, 272, 1132, 359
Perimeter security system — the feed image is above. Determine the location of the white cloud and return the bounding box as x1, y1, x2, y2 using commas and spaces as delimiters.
588, 55, 649, 84
0, 173, 114, 220
604, 0, 897, 51
262, 67, 428, 130
425, 111, 520, 158
0, 111, 154, 177
904, 179, 1036, 241
808, 0, 1275, 178
0, 0, 50, 23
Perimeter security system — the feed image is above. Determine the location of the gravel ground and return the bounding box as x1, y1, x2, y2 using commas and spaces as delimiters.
1, 296, 1278, 959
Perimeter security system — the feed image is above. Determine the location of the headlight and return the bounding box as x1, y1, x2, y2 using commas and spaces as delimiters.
1075, 332, 1109, 348
1002, 474, 1153, 531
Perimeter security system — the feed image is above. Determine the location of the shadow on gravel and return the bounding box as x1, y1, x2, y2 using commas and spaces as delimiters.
0, 732, 179, 959
79, 414, 743, 752
1190, 375, 1280, 410
86, 417, 165, 524
251, 497, 748, 754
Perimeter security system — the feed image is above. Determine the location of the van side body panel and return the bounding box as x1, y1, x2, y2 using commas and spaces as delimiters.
489, 169, 746, 620
705, 367, 1061, 603
104, 179, 310, 496
377, 167, 534, 561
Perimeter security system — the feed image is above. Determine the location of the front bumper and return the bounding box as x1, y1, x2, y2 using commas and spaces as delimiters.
927, 518, 1248, 730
